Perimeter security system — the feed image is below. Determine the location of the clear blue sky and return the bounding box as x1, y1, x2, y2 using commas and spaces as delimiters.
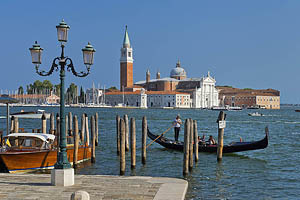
0, 1, 299, 103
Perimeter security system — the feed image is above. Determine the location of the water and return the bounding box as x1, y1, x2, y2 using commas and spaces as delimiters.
0, 106, 299, 199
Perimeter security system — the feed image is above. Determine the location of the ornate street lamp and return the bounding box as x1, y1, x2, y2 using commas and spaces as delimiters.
29, 20, 96, 171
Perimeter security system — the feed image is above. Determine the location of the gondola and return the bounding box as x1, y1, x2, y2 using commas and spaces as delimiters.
147, 127, 269, 153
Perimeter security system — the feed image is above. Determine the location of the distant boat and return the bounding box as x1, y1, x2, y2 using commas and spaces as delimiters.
295, 110, 300, 112
248, 112, 264, 116
211, 106, 228, 111
247, 106, 260, 109
10, 109, 50, 119
211, 105, 242, 111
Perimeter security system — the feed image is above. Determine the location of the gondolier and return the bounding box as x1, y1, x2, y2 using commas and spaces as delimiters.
173, 114, 182, 142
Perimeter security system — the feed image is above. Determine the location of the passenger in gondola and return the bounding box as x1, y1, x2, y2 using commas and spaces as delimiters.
198, 134, 206, 145
208, 135, 216, 145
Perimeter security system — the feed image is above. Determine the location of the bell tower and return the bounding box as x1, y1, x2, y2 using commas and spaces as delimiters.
120, 25, 133, 91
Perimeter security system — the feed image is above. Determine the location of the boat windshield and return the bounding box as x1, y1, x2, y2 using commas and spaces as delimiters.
7, 137, 44, 148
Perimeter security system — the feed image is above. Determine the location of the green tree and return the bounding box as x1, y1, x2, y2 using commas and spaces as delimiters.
108, 86, 118, 91
18, 86, 24, 95
79, 86, 85, 103
42, 80, 53, 94
66, 83, 78, 104
54, 84, 60, 97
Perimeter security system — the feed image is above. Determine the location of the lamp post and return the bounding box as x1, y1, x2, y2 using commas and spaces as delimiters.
29, 20, 96, 171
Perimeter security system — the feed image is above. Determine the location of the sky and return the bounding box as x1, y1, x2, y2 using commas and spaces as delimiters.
0, 1, 300, 103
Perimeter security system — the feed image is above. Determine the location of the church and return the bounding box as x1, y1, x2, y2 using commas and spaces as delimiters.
105, 26, 219, 108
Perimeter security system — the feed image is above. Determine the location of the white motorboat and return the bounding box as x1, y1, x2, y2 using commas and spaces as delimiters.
10, 109, 50, 119
248, 112, 264, 116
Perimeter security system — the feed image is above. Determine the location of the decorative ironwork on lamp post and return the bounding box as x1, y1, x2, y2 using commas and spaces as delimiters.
29, 19, 96, 169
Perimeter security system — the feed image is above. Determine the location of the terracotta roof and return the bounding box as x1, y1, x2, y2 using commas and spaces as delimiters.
146, 91, 189, 95
10, 94, 47, 98
105, 91, 189, 95
217, 87, 280, 96
105, 91, 141, 95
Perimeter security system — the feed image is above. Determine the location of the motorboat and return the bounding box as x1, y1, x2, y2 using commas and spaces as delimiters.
10, 109, 50, 119
248, 112, 264, 116
0, 132, 91, 173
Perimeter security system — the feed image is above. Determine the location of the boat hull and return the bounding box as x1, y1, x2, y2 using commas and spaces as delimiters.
0, 146, 91, 173
147, 128, 268, 153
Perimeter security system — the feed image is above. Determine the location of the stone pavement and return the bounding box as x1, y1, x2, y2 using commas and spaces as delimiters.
0, 173, 188, 200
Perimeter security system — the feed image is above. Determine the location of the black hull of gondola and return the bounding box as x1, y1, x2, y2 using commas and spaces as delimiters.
147, 128, 268, 153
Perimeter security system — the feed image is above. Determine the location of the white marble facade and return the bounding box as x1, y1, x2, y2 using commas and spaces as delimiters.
193, 72, 219, 108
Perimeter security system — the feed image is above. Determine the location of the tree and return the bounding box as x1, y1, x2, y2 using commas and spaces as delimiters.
54, 84, 60, 97
26, 80, 54, 94
66, 83, 78, 104
18, 86, 24, 95
108, 86, 118, 91
79, 86, 85, 103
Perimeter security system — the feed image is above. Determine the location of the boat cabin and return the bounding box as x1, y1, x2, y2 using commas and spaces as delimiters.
3, 133, 55, 151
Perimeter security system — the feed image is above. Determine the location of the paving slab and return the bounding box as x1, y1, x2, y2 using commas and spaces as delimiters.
0, 173, 188, 200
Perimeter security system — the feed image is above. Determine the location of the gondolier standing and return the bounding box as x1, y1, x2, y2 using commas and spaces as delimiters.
173, 114, 182, 142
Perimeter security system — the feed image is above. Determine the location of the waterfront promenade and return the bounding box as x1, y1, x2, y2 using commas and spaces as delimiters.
0, 173, 188, 200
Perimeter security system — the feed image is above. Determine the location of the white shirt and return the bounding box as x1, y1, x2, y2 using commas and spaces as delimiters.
174, 118, 182, 128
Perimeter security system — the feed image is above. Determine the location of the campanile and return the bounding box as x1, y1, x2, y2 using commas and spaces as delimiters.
120, 26, 133, 91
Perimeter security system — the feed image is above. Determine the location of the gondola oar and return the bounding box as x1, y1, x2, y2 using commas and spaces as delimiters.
146, 125, 173, 148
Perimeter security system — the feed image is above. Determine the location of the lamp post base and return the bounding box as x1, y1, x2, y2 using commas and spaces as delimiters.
51, 168, 74, 186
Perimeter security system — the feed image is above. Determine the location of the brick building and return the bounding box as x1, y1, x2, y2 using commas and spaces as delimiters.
218, 87, 280, 109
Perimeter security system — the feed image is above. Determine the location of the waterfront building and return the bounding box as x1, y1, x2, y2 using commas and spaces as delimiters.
105, 89, 147, 108
147, 91, 190, 108
192, 72, 219, 108
105, 89, 190, 108
46, 92, 60, 104
218, 87, 280, 109
85, 87, 103, 104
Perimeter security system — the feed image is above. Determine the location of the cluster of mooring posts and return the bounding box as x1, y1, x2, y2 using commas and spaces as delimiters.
9, 112, 99, 168
183, 111, 226, 176
116, 115, 148, 175
116, 111, 226, 177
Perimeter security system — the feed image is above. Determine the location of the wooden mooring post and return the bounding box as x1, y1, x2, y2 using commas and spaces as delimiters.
120, 118, 126, 175
183, 119, 190, 176
10, 116, 15, 133
49, 113, 54, 134
42, 113, 47, 133
13, 117, 19, 133
217, 111, 226, 162
116, 115, 120, 155
91, 115, 96, 163
142, 116, 147, 165
194, 120, 199, 162
130, 117, 136, 169
68, 112, 73, 136
124, 114, 129, 152
73, 115, 79, 169
81, 113, 86, 143
85, 114, 90, 146
56, 113, 60, 154
95, 112, 99, 146
65, 114, 69, 137
189, 118, 194, 171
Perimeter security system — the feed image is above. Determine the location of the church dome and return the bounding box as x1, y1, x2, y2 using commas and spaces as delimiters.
170, 61, 187, 78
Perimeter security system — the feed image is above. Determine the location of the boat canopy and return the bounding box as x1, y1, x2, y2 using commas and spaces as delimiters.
4, 133, 55, 142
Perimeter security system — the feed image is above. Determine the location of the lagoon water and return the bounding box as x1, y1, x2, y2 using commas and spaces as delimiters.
0, 106, 299, 199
